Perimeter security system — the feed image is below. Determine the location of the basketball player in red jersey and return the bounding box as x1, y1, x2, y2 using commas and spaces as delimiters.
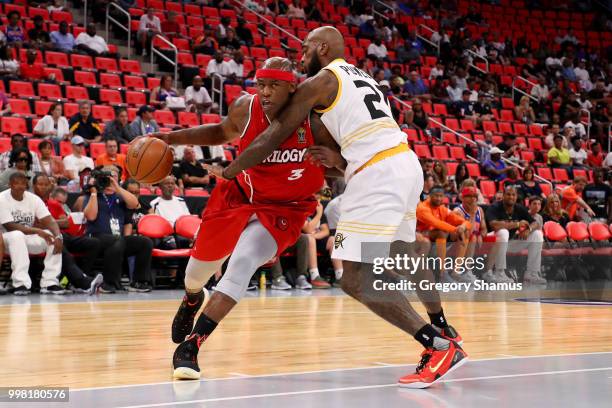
153, 58, 333, 380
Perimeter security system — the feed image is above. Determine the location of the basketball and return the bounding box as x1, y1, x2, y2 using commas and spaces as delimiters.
126, 137, 174, 184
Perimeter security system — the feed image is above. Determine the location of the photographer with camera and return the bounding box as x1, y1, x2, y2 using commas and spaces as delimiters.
83, 166, 154, 293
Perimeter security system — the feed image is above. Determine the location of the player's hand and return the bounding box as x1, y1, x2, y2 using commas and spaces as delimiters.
36, 229, 54, 245
307, 145, 344, 168
150, 132, 171, 144
53, 237, 63, 254
586, 207, 595, 217
203, 163, 227, 180
456, 224, 467, 236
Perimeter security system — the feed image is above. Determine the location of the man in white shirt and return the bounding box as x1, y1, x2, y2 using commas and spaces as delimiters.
227, 50, 245, 83
184, 76, 212, 114
574, 59, 592, 91
569, 136, 588, 167
63, 136, 95, 180
564, 114, 587, 139
206, 51, 232, 78
0, 172, 64, 295
530, 77, 549, 102
367, 37, 388, 60
138, 8, 162, 56
446, 76, 463, 102
149, 176, 190, 226
75, 23, 110, 56
603, 151, 612, 169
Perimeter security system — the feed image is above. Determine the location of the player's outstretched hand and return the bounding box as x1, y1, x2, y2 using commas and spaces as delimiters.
150, 132, 170, 144
203, 163, 227, 180
307, 145, 344, 169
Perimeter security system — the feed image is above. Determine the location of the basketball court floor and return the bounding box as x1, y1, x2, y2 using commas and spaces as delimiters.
0, 286, 610, 407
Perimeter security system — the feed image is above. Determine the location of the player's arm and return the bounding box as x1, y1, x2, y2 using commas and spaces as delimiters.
308, 112, 346, 177
223, 70, 339, 179
154, 95, 250, 146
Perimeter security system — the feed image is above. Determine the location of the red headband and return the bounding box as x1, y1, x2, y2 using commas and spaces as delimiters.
255, 68, 295, 83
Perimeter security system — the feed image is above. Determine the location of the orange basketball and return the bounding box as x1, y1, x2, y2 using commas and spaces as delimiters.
126, 137, 174, 184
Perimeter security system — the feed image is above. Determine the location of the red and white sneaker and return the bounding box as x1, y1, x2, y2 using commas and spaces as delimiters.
398, 341, 468, 389
439, 325, 463, 345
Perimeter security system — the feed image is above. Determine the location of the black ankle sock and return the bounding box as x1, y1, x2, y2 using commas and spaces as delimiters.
414, 324, 449, 350
185, 290, 203, 306
192, 313, 218, 338
428, 308, 448, 328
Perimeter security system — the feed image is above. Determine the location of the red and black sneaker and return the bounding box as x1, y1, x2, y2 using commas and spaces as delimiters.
398, 341, 468, 389
172, 290, 205, 344
439, 325, 463, 345
173, 334, 205, 380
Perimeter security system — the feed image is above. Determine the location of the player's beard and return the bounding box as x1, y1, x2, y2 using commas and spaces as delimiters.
306, 53, 323, 78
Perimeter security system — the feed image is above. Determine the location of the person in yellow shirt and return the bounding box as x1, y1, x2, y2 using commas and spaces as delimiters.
547, 134, 571, 167
95, 139, 128, 180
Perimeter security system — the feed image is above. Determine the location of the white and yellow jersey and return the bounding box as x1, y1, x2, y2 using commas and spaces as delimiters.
315, 58, 406, 179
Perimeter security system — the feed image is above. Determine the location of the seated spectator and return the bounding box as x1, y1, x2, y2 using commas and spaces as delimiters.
206, 51, 232, 79
95, 139, 128, 181
33, 103, 70, 152
416, 186, 471, 283
453, 186, 487, 281
138, 8, 161, 56
0, 44, 19, 77
103, 107, 136, 144
530, 76, 549, 102
219, 28, 241, 52
344, 8, 362, 27
451, 163, 470, 194
179, 146, 210, 189
185, 76, 213, 114
50, 21, 75, 52
459, 178, 487, 205
4, 11, 25, 48
485, 186, 545, 284
122, 179, 153, 236
569, 136, 588, 168
564, 113, 587, 139
402, 98, 429, 132
0, 134, 42, 172
483, 147, 510, 182
420, 173, 435, 201
497, 134, 521, 161
359, 17, 376, 40
473, 92, 494, 120
367, 37, 388, 60
583, 168, 612, 223
396, 40, 421, 65
403, 71, 430, 98
432, 160, 453, 194
373, 58, 391, 80
150, 74, 180, 110
192, 25, 218, 55
82, 166, 153, 292
227, 51, 245, 85
0, 148, 35, 192
21, 48, 53, 82
0, 172, 64, 296
455, 90, 476, 120
216, 17, 231, 41
27, 15, 52, 49
528, 196, 544, 229
446, 76, 463, 102
304, 0, 322, 21
542, 193, 570, 227
75, 23, 110, 57
500, 167, 526, 202
561, 177, 596, 221
48, 0, 67, 12
130, 105, 160, 137
302, 194, 331, 289
235, 19, 253, 46
521, 167, 544, 198
63, 136, 95, 181
543, 124, 564, 149
547, 134, 572, 171
429, 61, 444, 80
38, 140, 70, 184
33, 174, 103, 295
69, 101, 102, 144
285, 0, 305, 18
0, 89, 10, 116
149, 176, 190, 226
514, 96, 536, 124
586, 142, 605, 168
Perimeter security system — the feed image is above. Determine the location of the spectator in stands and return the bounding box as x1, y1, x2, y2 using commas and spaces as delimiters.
497, 134, 521, 161
137, 8, 161, 56
227, 50, 245, 85
185, 75, 213, 114
542, 193, 570, 227
547, 134, 572, 173
0, 148, 35, 192
95, 139, 128, 181
514, 96, 536, 124
4, 11, 25, 48
0, 172, 65, 295
396, 39, 421, 65
38, 140, 69, 184
122, 179, 152, 235
48, 0, 67, 12
63, 136, 95, 181
403, 71, 430, 99
452, 186, 485, 281
235, 19, 253, 46
583, 168, 612, 223
521, 167, 544, 199
416, 186, 471, 283
456, 90, 476, 120
459, 178, 487, 205
446, 76, 463, 102
560, 59, 577, 82
586, 142, 605, 168
526, 195, 543, 230
531, 76, 550, 102
483, 147, 510, 182
473, 92, 494, 121
50, 21, 75, 52
20, 49, 53, 82
69, 101, 102, 144
367, 37, 388, 61
130, 105, 159, 137
304, 0, 322, 21
179, 146, 210, 189
0, 20, 4, 46
402, 98, 429, 132
359, 16, 376, 40
82, 166, 153, 293
561, 177, 596, 221
543, 124, 565, 148
192, 25, 217, 55
569, 136, 588, 168
216, 17, 232, 41
432, 161, 453, 194
27, 15, 52, 50
75, 23, 110, 57
103, 107, 136, 144
0, 88, 10, 116
33, 103, 70, 152
0, 134, 42, 172
485, 185, 545, 284
564, 113, 587, 139
33, 174, 104, 295
219, 28, 241, 52
302, 192, 331, 289
420, 173, 435, 201
421, 157, 434, 177
150, 74, 180, 110
149, 176, 190, 226
500, 167, 527, 202
344, 7, 362, 27
0, 44, 19, 77
591, 103, 610, 146
206, 51, 232, 79
429, 60, 444, 80
451, 163, 470, 194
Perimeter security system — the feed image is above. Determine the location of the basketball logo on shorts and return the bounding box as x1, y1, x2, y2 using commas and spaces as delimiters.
297, 127, 306, 144
276, 216, 288, 231
334, 232, 346, 249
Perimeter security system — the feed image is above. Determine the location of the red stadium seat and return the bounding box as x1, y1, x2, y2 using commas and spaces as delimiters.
89, 143, 106, 159
154, 110, 176, 126
413, 144, 432, 158
482, 121, 498, 132
529, 125, 543, 136
100, 73, 123, 88
71, 54, 94, 70
225, 85, 244, 106
537, 167, 553, 180
498, 122, 513, 134
95, 57, 119, 72
432, 145, 449, 160
35, 100, 53, 116
184, 189, 210, 197
38, 83, 63, 100
449, 146, 466, 160
66, 86, 90, 101
460, 120, 474, 131
566, 222, 590, 242
552, 168, 569, 182
51, 11, 72, 23
433, 104, 447, 116
100, 89, 124, 104
28, 138, 44, 154
527, 137, 542, 150
126, 91, 147, 106
588, 222, 611, 241
178, 111, 200, 127
514, 123, 528, 135
45, 51, 70, 67
8, 99, 32, 115
120, 59, 142, 73
0, 137, 11, 153
124, 75, 146, 90
441, 132, 458, 144
63, 103, 79, 118
9, 81, 35, 97
543, 221, 567, 241
74, 71, 97, 86
201, 114, 221, 124
138, 214, 174, 238
479, 180, 496, 199
93, 105, 115, 122
1, 117, 28, 135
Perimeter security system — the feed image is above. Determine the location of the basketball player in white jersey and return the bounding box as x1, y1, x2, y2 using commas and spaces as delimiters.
216, 27, 468, 388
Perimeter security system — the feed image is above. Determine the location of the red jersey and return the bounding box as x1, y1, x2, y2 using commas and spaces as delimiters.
236, 94, 325, 204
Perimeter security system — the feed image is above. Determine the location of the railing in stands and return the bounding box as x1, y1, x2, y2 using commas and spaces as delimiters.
83, 0, 88, 27
466, 49, 488, 74
150, 35, 178, 89
210, 73, 225, 117
105, 3, 131, 59
231, 0, 301, 43
511, 76, 538, 104
608, 124, 611, 153
416, 24, 440, 56
373, 0, 396, 18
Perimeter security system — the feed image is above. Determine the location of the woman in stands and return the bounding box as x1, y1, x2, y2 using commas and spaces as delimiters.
38, 140, 70, 185
514, 96, 536, 124
0, 45, 19, 78
0, 148, 33, 192
33, 103, 70, 153
542, 194, 570, 228
451, 163, 470, 195
150, 74, 180, 110
522, 167, 544, 199
402, 98, 429, 136
432, 160, 453, 194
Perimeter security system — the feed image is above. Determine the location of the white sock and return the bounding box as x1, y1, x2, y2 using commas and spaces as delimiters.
334, 269, 343, 280
309, 268, 320, 280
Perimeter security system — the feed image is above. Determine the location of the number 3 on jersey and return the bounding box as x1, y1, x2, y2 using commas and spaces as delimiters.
288, 168, 305, 180
353, 80, 390, 120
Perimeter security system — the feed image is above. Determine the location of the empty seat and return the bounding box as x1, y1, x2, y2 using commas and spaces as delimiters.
552, 168, 569, 182
93, 105, 115, 122
95, 57, 119, 71
35, 100, 53, 116
124, 75, 146, 90
413, 144, 432, 158
66, 86, 90, 101
479, 180, 497, 198
119, 59, 142, 73
71, 54, 94, 70
1, 117, 28, 135
74, 71, 97, 86
201, 114, 221, 124
154, 110, 176, 125
178, 111, 200, 127
466, 163, 481, 178
100, 89, 124, 104
432, 145, 449, 160
224, 85, 244, 106
449, 146, 466, 160
126, 91, 147, 106
8, 99, 32, 115
38, 83, 63, 99
45, 51, 70, 67
9, 81, 35, 97
89, 143, 106, 159
100, 73, 123, 88
482, 121, 498, 132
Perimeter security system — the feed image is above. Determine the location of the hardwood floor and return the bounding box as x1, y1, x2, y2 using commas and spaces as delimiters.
0, 294, 611, 389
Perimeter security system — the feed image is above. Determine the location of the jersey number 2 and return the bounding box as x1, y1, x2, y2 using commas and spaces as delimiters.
353, 80, 389, 120
288, 169, 305, 180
